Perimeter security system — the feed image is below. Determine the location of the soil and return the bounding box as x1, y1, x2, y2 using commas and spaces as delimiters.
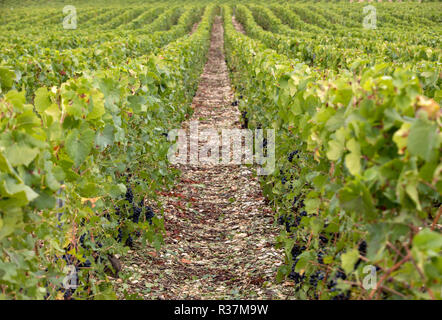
232, 16, 246, 34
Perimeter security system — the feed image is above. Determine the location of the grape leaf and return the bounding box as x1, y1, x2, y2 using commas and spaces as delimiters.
5, 144, 39, 167
5, 90, 26, 111
65, 128, 95, 167
96, 125, 114, 149
341, 249, 359, 274
413, 229, 442, 252
345, 139, 361, 176
34, 87, 52, 112
0, 67, 15, 92
408, 118, 437, 161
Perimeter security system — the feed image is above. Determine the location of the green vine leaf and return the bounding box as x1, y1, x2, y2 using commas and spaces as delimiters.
408, 118, 437, 161
341, 249, 359, 274
65, 128, 95, 167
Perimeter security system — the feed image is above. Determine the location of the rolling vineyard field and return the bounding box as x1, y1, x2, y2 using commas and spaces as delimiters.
0, 0, 441, 301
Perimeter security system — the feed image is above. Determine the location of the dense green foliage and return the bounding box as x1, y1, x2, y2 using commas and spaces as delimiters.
224, 2, 441, 300
0, 1, 215, 299
0, 0, 440, 300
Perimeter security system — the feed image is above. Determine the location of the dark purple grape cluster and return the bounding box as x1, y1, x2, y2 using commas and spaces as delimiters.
309, 270, 325, 288
358, 240, 367, 257
131, 205, 142, 223
277, 214, 297, 232
125, 186, 134, 204
291, 244, 305, 259
288, 244, 307, 285
328, 270, 347, 291
317, 251, 324, 264
277, 208, 307, 233
292, 196, 305, 214
355, 240, 368, 268
50, 177, 158, 299
115, 183, 157, 248
287, 150, 299, 163
241, 110, 248, 129
288, 258, 305, 285
331, 292, 350, 300
145, 205, 155, 224
319, 235, 328, 246
63, 288, 76, 300
117, 228, 123, 243
51, 250, 92, 300
125, 235, 133, 247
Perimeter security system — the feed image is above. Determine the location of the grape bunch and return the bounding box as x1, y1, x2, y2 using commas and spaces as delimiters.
317, 251, 324, 265
116, 228, 123, 243
114, 183, 157, 248
49, 178, 157, 299
358, 240, 367, 257
309, 270, 325, 288
287, 150, 299, 163
277, 214, 296, 232
145, 205, 155, 224
125, 186, 134, 204
327, 270, 347, 291
355, 240, 367, 268
319, 235, 328, 246
131, 205, 142, 223
288, 258, 305, 285
291, 244, 306, 259
331, 292, 350, 300
125, 234, 134, 248
294, 211, 307, 228
291, 196, 305, 214
241, 110, 248, 129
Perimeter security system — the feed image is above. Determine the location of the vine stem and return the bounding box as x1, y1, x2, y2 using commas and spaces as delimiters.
431, 206, 441, 231
306, 231, 313, 249
368, 253, 410, 300
404, 246, 436, 300
377, 285, 407, 299
386, 241, 405, 258
343, 280, 407, 299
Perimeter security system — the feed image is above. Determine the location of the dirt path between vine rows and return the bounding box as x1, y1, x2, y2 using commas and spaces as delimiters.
232, 16, 246, 35
115, 16, 294, 300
